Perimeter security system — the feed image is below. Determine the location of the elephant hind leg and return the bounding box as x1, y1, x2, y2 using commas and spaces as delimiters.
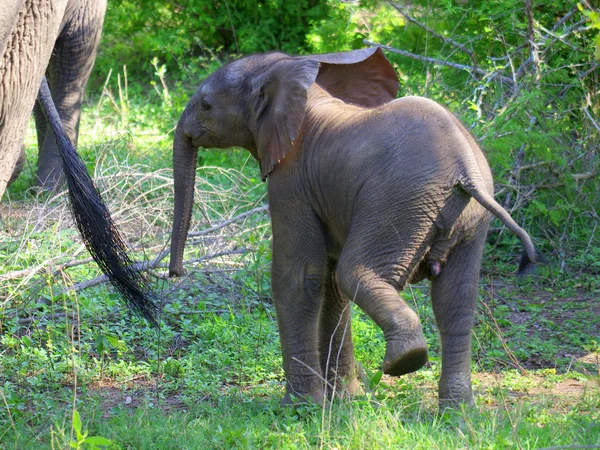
319, 260, 359, 398
430, 227, 489, 409
35, 0, 106, 189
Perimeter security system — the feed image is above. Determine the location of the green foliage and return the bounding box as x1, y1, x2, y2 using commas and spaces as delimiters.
95, 0, 334, 86
68, 410, 113, 449
580, 2, 600, 58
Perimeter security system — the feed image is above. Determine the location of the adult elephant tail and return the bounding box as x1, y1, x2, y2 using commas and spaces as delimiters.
37, 77, 158, 324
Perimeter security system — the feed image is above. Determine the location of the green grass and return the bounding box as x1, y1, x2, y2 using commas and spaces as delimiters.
1, 77, 599, 449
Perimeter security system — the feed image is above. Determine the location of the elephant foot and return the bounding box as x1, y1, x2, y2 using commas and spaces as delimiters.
35, 168, 63, 190
326, 375, 361, 400
438, 374, 474, 410
281, 386, 326, 407
382, 331, 428, 376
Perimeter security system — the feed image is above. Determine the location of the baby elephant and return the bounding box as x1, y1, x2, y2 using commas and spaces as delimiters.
169, 48, 540, 408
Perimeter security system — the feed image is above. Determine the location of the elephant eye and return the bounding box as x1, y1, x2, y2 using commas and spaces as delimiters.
201, 98, 212, 112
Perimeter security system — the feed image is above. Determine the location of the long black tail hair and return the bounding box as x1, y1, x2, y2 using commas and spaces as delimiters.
37, 77, 157, 325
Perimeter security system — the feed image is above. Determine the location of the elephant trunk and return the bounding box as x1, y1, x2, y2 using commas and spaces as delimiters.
169, 117, 198, 277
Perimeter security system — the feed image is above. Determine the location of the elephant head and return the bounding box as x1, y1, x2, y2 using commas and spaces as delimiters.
169, 47, 399, 276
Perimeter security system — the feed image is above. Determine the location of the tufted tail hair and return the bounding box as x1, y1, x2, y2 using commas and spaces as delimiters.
37, 77, 158, 325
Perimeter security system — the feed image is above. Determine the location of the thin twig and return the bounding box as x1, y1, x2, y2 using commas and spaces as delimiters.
583, 107, 600, 133
149, 204, 269, 268
3, 205, 268, 282
16, 312, 77, 326
388, 2, 477, 64
39, 248, 250, 299
187, 204, 270, 238
363, 40, 514, 85
480, 299, 527, 375
223, 0, 239, 54
0, 387, 16, 437
149, 248, 250, 279
503, 144, 526, 210
1, 257, 93, 282
537, 24, 580, 51
535, 172, 598, 189
551, 6, 579, 32
516, 161, 554, 172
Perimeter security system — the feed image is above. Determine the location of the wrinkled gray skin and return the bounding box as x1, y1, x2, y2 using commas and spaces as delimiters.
0, 0, 106, 196
169, 49, 539, 408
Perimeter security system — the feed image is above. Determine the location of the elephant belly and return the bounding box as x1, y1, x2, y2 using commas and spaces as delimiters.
408, 195, 490, 284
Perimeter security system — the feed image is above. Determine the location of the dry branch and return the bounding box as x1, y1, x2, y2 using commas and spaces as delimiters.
17, 312, 76, 326
149, 204, 270, 267
535, 171, 599, 189
363, 40, 515, 85
389, 1, 476, 64
2, 204, 269, 284
188, 204, 270, 238
1, 257, 94, 282
48, 248, 250, 299
583, 107, 600, 133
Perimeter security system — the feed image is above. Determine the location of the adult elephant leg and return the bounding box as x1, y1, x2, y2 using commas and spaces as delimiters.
33, 102, 48, 151
430, 226, 488, 409
7, 145, 26, 186
319, 261, 359, 398
0, 1, 67, 198
336, 218, 431, 378
271, 206, 328, 405
35, 0, 106, 188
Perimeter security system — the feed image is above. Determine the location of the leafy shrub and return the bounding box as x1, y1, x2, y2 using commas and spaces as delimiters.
95, 0, 334, 86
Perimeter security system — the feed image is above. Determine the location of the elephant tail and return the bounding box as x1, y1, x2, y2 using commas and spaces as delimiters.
37, 77, 158, 324
458, 174, 542, 276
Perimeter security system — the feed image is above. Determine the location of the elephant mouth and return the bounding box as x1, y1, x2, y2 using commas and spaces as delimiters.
191, 137, 204, 148
183, 128, 205, 148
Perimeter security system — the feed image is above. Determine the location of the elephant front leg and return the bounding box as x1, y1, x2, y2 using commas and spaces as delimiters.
319, 262, 359, 399
271, 214, 329, 405
431, 231, 488, 409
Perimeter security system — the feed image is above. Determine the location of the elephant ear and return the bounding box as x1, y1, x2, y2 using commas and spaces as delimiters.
298, 47, 399, 108
251, 58, 319, 180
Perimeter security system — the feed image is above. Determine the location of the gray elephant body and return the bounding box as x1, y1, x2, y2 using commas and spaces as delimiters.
274, 90, 492, 269
170, 49, 539, 407
0, 0, 106, 194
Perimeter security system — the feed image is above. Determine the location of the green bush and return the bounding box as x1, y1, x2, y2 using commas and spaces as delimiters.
95, 0, 334, 86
